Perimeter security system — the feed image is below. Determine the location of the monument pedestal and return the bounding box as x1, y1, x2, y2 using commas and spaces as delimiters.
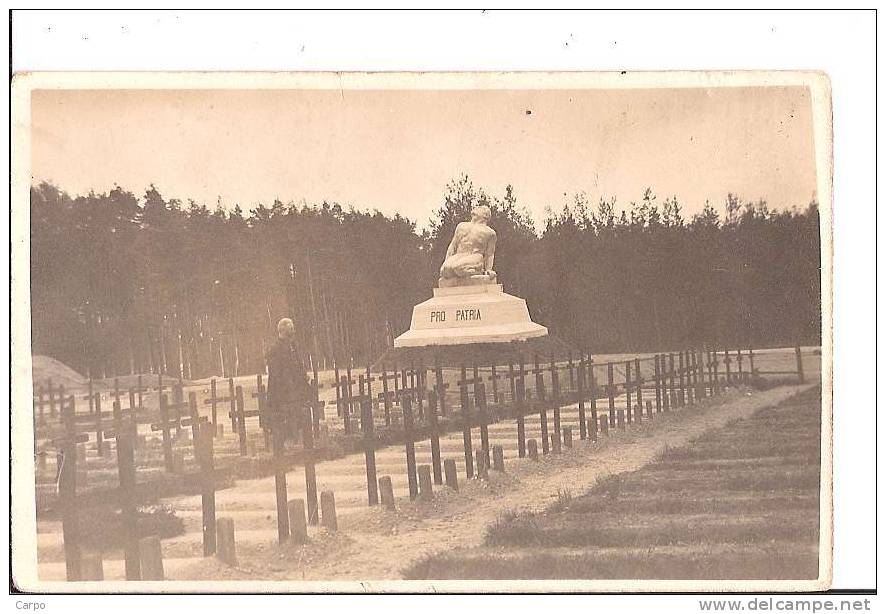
393, 283, 547, 348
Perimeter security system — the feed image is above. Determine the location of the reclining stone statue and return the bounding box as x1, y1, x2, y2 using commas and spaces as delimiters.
438, 205, 497, 288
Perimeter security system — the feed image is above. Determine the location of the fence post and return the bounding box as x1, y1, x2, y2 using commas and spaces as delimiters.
589, 355, 598, 427
577, 353, 587, 440
795, 344, 806, 383
235, 386, 248, 456
624, 360, 633, 424
668, 353, 677, 408
516, 359, 526, 458
724, 348, 732, 386
677, 350, 686, 407
607, 362, 616, 427
533, 354, 550, 455
549, 355, 562, 452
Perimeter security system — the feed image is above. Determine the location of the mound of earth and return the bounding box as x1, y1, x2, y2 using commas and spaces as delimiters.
31, 355, 88, 390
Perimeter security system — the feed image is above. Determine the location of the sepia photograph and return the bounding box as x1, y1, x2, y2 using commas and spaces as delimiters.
11, 69, 833, 593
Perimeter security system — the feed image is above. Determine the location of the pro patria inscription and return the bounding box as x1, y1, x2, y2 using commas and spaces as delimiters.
429, 308, 482, 323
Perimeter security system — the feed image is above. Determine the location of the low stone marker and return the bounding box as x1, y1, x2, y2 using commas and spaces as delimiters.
475, 450, 488, 480
527, 438, 539, 461
492, 445, 504, 472
216, 517, 237, 566
443, 459, 459, 491
563, 427, 573, 448
321, 491, 338, 531
288, 499, 308, 544
80, 552, 103, 580
418, 465, 434, 500
138, 536, 164, 580
378, 476, 396, 510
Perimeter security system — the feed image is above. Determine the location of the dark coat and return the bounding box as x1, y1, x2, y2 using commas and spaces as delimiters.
265, 337, 311, 428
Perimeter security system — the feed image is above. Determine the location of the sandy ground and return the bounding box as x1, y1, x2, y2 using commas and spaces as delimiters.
161, 383, 817, 585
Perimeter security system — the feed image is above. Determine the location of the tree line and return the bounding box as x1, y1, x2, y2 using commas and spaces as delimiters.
29, 176, 821, 379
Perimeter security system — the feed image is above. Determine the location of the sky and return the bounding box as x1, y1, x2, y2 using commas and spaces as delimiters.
30, 86, 817, 228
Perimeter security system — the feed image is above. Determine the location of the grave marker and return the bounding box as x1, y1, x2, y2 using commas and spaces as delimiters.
361, 395, 379, 506
401, 394, 419, 500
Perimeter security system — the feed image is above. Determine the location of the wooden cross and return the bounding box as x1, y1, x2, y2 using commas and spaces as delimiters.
487, 363, 506, 405
204, 378, 232, 431
309, 378, 326, 438
549, 353, 561, 403
251, 374, 270, 436
456, 365, 483, 415
530, 355, 550, 454
333, 373, 355, 433
134, 375, 146, 409
109, 377, 125, 409
154, 372, 171, 394
567, 351, 576, 398
425, 389, 444, 484
72, 392, 113, 456
80, 378, 96, 414
151, 393, 180, 472
531, 354, 547, 402
347, 375, 376, 432
475, 381, 491, 465
360, 394, 379, 506
180, 392, 210, 446
49, 381, 62, 418
102, 411, 141, 580
51, 395, 88, 581
433, 358, 449, 416
378, 364, 399, 426
401, 394, 419, 499
233, 386, 249, 456
194, 426, 218, 557
33, 384, 46, 423
548, 355, 562, 451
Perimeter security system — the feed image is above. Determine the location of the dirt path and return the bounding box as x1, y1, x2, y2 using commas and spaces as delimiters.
169, 383, 816, 586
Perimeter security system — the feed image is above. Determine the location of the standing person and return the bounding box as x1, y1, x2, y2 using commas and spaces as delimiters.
265, 318, 311, 445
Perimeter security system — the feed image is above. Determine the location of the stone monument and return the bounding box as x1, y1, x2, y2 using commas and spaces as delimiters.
394, 206, 547, 347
